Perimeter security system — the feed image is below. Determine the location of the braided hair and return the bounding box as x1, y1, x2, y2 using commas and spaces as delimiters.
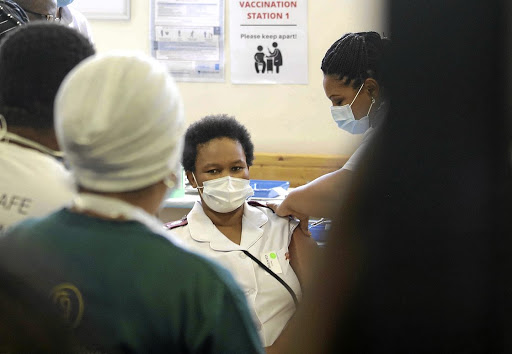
321, 31, 391, 90
0, 0, 28, 40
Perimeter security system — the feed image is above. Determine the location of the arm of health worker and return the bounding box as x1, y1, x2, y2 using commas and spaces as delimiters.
268, 168, 353, 228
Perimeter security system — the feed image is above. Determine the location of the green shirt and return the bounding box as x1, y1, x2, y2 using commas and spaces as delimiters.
1, 209, 263, 353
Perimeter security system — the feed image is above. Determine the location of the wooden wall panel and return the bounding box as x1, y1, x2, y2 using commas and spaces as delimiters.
250, 153, 349, 187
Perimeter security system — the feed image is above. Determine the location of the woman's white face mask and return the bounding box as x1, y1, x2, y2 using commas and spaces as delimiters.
192, 173, 254, 213
330, 83, 375, 134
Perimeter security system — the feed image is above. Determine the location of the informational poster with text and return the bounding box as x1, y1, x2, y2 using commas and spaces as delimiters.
151, 0, 225, 82
230, 0, 308, 84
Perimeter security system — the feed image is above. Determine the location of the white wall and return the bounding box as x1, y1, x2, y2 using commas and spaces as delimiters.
86, 0, 388, 155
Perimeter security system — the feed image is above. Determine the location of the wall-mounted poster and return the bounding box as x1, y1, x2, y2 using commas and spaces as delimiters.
150, 0, 225, 82
230, 0, 308, 84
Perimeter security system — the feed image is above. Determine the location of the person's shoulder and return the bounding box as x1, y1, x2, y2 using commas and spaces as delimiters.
149, 229, 243, 290
247, 200, 286, 220
10, 208, 69, 229
0, 209, 67, 245
163, 217, 190, 240
189, 250, 240, 287
362, 126, 376, 141
2, 217, 40, 237
139, 224, 215, 269
2, 143, 61, 167
4, 143, 71, 178
247, 200, 275, 213
164, 217, 188, 230
247, 200, 296, 231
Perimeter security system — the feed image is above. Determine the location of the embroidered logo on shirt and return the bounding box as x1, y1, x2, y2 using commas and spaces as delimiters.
50, 283, 84, 328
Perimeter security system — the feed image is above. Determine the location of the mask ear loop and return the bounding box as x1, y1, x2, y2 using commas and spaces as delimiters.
349, 83, 366, 107
0, 114, 8, 141
367, 97, 376, 116
0, 114, 65, 158
0, 114, 7, 156
191, 172, 204, 196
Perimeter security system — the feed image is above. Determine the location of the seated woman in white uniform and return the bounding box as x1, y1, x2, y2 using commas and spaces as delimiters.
165, 115, 316, 350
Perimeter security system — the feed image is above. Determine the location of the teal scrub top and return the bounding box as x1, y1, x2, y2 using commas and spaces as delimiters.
0, 209, 264, 354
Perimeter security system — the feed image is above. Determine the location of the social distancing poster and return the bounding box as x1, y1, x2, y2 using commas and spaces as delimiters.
230, 0, 308, 84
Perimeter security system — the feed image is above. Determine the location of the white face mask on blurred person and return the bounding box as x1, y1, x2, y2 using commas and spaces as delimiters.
330, 83, 374, 134
192, 173, 254, 213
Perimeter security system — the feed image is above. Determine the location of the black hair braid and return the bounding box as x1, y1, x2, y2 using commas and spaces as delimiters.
321, 31, 390, 89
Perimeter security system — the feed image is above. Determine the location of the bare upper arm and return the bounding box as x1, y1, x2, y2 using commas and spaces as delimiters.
280, 168, 354, 219
288, 226, 321, 291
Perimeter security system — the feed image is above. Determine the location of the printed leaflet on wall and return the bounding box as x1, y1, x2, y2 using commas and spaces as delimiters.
151, 0, 225, 82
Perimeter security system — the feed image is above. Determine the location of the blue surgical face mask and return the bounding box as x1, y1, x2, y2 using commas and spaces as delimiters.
330, 83, 375, 134
57, 0, 74, 7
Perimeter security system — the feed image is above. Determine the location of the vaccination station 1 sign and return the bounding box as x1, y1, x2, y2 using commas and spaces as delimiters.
230, 0, 308, 84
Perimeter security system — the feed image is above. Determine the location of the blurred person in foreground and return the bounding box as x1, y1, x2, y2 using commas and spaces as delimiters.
0, 22, 94, 233
0, 52, 263, 353
13, 0, 57, 22
278, 1, 511, 353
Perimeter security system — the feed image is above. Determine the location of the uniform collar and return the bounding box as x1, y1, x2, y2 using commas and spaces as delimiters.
187, 201, 268, 251
72, 193, 180, 245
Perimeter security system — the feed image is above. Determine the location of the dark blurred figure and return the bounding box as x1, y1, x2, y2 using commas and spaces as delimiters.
15, 0, 57, 22
0, 257, 73, 353
281, 1, 512, 353
0, 0, 28, 40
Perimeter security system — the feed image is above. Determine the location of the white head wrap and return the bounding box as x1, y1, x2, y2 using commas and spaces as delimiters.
54, 52, 184, 192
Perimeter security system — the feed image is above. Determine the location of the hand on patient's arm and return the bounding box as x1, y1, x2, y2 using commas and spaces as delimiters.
277, 168, 353, 219
266, 201, 310, 236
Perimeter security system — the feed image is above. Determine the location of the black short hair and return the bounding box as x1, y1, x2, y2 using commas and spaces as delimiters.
321, 31, 391, 89
182, 114, 254, 172
0, 22, 95, 129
